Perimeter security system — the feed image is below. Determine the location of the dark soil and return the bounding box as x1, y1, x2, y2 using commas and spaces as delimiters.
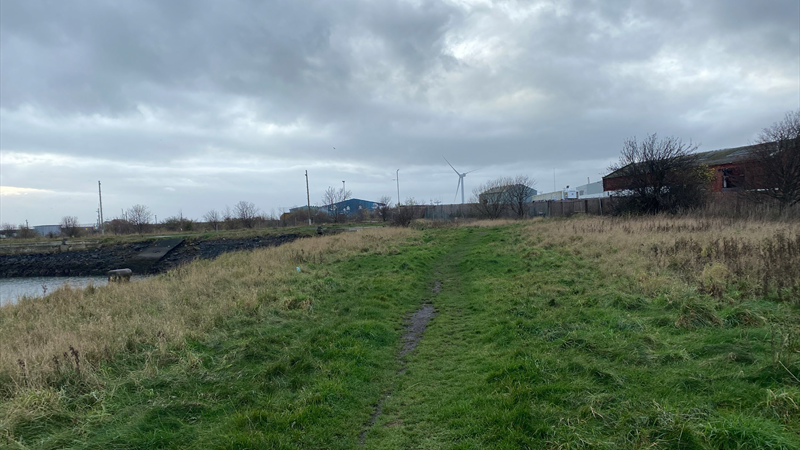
399, 304, 436, 358
0, 234, 302, 278
359, 281, 440, 444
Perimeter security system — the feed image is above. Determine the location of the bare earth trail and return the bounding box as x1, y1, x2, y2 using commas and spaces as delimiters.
358, 287, 439, 444
360, 231, 497, 449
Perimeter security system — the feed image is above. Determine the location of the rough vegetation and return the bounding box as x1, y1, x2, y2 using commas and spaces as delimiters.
1, 218, 798, 449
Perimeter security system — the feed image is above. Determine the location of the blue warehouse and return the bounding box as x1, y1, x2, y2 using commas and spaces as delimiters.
323, 198, 386, 217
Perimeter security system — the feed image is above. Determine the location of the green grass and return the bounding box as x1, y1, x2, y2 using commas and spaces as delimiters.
3, 224, 799, 449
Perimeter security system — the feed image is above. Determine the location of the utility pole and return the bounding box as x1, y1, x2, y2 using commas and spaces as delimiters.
305, 170, 312, 225
396, 169, 400, 205
98, 181, 105, 235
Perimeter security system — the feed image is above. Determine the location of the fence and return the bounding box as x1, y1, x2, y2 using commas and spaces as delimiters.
416, 198, 614, 220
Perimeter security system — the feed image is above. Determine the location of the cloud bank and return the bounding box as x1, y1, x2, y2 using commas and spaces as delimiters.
1, 0, 798, 224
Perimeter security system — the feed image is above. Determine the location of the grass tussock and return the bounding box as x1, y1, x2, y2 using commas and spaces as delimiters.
675, 300, 723, 329
0, 228, 416, 394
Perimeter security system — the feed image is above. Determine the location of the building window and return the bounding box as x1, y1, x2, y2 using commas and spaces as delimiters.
721, 167, 744, 190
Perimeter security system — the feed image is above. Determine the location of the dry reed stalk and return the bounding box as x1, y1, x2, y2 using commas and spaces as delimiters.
0, 228, 416, 392
522, 215, 800, 300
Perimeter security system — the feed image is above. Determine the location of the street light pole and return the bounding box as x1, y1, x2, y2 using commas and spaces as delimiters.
305, 170, 312, 226
98, 180, 105, 235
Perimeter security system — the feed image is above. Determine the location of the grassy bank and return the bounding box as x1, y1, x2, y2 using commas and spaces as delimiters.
2, 224, 326, 247
1, 218, 799, 449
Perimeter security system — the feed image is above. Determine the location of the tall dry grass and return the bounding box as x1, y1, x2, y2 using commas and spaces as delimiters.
0, 228, 416, 394
523, 216, 800, 301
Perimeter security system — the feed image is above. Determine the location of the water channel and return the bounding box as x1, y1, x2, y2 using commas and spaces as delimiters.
0, 276, 114, 306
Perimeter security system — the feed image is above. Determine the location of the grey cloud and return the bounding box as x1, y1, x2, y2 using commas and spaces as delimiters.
1, 0, 798, 224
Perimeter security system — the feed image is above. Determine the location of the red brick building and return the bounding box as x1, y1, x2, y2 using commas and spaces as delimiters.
603, 144, 762, 193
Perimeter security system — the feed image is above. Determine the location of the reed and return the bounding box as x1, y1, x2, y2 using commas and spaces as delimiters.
524, 216, 800, 302
0, 228, 416, 394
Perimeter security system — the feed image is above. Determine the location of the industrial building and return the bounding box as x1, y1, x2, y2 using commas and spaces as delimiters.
478, 184, 537, 203
33, 225, 62, 237
322, 198, 386, 217
602, 143, 775, 194
572, 181, 608, 198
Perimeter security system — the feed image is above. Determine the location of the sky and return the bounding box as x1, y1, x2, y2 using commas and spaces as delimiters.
1, 0, 799, 226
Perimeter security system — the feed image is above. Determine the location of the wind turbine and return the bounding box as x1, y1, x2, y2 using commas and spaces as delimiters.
443, 156, 480, 204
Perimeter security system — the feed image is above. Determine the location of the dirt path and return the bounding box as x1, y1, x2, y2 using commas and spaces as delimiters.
359, 281, 440, 445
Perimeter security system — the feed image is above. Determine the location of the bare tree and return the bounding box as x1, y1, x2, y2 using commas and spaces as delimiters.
392, 198, 419, 227
1, 223, 15, 237
221, 205, 237, 229
377, 196, 392, 222
126, 204, 152, 234
203, 209, 221, 231
322, 186, 352, 222
473, 178, 511, 219
505, 175, 537, 218
18, 223, 38, 239
234, 201, 259, 228
747, 110, 800, 211
607, 134, 708, 214
60, 216, 82, 237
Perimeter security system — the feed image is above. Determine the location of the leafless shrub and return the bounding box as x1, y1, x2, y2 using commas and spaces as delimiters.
126, 204, 152, 234
234, 201, 259, 228
203, 209, 221, 231
472, 178, 510, 220
322, 187, 352, 223
17, 223, 38, 239
59, 216, 82, 238
608, 134, 710, 214
746, 110, 800, 211
1, 222, 16, 238
392, 198, 420, 227
506, 175, 536, 218
377, 196, 392, 222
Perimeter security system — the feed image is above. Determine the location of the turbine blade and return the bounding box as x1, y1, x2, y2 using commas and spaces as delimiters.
465, 167, 482, 175
442, 155, 460, 175
454, 178, 462, 203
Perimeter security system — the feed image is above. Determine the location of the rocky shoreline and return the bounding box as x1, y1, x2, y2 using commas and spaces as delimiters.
0, 234, 302, 278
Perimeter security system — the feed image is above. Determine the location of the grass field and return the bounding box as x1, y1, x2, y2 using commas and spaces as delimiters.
1, 217, 799, 449
2, 224, 320, 247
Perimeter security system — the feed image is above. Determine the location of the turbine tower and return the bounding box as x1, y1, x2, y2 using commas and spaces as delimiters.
443, 156, 479, 204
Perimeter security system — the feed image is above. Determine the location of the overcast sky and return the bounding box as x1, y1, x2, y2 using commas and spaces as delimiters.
1, 0, 798, 225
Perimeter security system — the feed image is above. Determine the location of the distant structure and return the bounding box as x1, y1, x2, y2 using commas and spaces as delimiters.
572, 181, 607, 199
478, 184, 537, 203
33, 225, 61, 237
531, 190, 566, 201
603, 144, 763, 193
531, 186, 580, 201
321, 198, 386, 217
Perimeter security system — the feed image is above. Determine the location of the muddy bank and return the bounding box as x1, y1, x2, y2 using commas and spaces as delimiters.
0, 234, 302, 278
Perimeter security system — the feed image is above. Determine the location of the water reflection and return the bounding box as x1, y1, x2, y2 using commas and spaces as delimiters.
0, 276, 112, 306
